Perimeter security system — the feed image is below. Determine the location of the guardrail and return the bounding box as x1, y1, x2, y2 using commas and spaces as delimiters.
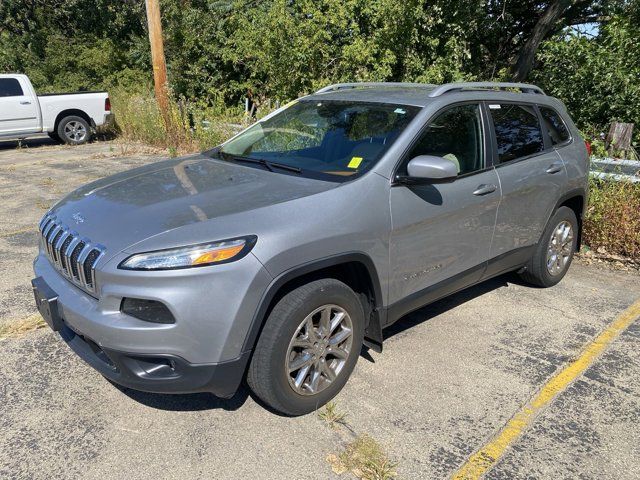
589, 157, 640, 183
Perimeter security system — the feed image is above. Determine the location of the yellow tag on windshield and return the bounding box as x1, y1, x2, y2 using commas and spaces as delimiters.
347, 157, 363, 169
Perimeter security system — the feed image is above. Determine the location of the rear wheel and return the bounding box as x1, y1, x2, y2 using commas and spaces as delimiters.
519, 206, 578, 287
247, 279, 364, 416
57, 115, 91, 145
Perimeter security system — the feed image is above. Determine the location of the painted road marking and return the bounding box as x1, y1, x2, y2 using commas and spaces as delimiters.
452, 298, 640, 480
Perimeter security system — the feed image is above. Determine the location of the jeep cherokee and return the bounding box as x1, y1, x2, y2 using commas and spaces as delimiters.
32, 82, 589, 415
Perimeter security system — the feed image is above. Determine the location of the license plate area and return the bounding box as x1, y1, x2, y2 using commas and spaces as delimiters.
32, 276, 63, 331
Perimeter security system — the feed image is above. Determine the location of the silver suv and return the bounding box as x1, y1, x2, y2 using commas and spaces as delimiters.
32, 82, 588, 415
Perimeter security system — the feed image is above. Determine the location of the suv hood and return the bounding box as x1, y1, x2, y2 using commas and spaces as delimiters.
48, 155, 337, 255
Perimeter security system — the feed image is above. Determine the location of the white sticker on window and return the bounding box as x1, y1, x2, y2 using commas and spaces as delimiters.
489, 104, 501, 109
394, 108, 406, 114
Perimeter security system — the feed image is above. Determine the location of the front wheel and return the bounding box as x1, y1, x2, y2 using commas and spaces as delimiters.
247, 279, 364, 416
519, 206, 578, 287
57, 115, 92, 145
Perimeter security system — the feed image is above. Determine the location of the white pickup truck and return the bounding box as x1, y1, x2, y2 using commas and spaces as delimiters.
0, 74, 113, 145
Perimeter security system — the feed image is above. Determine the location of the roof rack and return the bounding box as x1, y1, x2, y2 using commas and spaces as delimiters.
315, 82, 435, 94
428, 82, 545, 97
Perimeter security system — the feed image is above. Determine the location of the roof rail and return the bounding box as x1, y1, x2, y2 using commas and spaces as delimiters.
428, 82, 545, 97
315, 82, 435, 94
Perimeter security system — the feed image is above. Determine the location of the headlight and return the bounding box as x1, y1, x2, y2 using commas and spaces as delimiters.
119, 236, 257, 271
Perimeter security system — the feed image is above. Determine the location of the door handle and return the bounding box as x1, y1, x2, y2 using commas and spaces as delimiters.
473, 184, 497, 196
546, 163, 563, 174
20, 101, 32, 105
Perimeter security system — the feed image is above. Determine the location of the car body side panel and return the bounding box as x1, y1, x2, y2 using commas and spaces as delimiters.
388, 169, 501, 305
38, 92, 110, 131
490, 150, 568, 258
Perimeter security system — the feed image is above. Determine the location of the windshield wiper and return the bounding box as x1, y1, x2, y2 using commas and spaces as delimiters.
218, 152, 302, 174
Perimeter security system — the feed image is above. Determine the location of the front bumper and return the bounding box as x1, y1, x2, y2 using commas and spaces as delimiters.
58, 319, 250, 397
33, 248, 272, 396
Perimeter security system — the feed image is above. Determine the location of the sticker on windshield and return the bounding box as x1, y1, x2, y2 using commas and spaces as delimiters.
394, 108, 406, 114
489, 104, 501, 109
348, 157, 363, 169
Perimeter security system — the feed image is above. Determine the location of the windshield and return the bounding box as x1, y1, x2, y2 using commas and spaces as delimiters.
219, 100, 420, 180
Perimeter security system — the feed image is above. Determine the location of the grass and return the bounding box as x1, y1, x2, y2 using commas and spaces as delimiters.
108, 88, 249, 154
318, 401, 348, 429
0, 314, 46, 341
583, 176, 640, 259
327, 435, 398, 480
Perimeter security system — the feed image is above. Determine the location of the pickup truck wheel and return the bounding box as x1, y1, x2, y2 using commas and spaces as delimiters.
519, 206, 578, 287
57, 116, 91, 145
247, 279, 364, 416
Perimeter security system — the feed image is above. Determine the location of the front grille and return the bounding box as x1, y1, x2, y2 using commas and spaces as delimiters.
38, 214, 106, 294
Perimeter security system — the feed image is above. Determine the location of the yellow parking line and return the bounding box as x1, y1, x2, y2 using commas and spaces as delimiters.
452, 298, 640, 480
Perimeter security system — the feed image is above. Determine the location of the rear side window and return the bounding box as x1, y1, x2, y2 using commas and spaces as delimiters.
0, 78, 24, 97
539, 107, 570, 145
489, 104, 544, 163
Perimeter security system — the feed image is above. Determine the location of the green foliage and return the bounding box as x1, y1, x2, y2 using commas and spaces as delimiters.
584, 176, 640, 258
1, 0, 639, 148
533, 3, 640, 144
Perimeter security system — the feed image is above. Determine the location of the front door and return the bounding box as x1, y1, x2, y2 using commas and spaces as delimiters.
389, 103, 500, 309
0, 77, 40, 134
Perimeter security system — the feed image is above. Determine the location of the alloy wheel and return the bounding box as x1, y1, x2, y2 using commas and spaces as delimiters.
285, 304, 353, 396
64, 121, 87, 143
546, 220, 574, 276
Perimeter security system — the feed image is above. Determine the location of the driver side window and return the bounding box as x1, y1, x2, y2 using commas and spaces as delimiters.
405, 104, 485, 176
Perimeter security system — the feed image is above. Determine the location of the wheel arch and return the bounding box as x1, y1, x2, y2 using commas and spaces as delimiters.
554, 188, 586, 249
54, 109, 94, 131
242, 253, 386, 355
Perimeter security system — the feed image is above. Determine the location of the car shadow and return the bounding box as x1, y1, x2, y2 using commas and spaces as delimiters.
110, 381, 251, 412
382, 271, 519, 341
108, 271, 523, 414
0, 136, 58, 151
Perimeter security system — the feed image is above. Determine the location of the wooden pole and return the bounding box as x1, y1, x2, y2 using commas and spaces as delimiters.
144, 0, 170, 128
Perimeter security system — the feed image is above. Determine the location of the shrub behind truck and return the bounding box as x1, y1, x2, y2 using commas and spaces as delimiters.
0, 74, 113, 145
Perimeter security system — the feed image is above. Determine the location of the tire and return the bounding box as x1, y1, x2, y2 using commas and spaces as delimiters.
47, 131, 61, 143
247, 279, 365, 416
57, 115, 92, 145
519, 206, 578, 287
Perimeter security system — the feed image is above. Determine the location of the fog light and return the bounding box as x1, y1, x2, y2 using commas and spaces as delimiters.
121, 298, 175, 324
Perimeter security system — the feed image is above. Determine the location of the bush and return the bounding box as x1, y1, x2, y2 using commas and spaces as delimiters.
109, 89, 247, 153
583, 177, 640, 258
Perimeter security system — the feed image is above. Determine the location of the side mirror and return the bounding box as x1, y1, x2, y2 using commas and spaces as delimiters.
404, 155, 458, 183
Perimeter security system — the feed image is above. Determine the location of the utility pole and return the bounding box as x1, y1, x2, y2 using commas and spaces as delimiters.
144, 0, 170, 128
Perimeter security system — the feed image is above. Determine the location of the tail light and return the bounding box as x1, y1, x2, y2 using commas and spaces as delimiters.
105, 97, 111, 112
585, 140, 592, 156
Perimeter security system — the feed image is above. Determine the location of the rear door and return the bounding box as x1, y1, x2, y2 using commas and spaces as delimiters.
0, 77, 40, 134
486, 102, 568, 266
388, 103, 500, 308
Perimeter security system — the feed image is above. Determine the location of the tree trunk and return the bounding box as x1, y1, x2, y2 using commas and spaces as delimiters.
511, 0, 574, 82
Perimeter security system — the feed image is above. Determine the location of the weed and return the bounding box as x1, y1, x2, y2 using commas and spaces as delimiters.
327, 435, 398, 480
0, 315, 46, 341
318, 401, 348, 429
40, 177, 55, 188
109, 89, 249, 154
584, 176, 640, 258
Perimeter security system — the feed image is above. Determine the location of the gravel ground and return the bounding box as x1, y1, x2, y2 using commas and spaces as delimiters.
1, 137, 638, 479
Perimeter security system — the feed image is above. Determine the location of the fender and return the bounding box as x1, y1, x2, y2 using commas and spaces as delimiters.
547, 186, 587, 247
241, 252, 386, 355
